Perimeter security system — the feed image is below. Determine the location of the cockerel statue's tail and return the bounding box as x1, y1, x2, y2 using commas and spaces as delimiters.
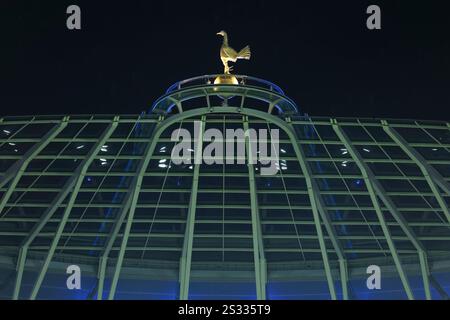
237, 45, 251, 60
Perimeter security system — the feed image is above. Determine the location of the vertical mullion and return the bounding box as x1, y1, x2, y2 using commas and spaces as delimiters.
243, 117, 266, 300
339, 259, 349, 299
314, 194, 349, 300
12, 117, 74, 299
418, 251, 432, 300
106, 118, 166, 300
96, 118, 157, 300
302, 120, 350, 299
28, 118, 119, 299
12, 117, 109, 299
362, 121, 433, 299
12, 247, 26, 300
284, 122, 337, 300
96, 192, 132, 300
332, 120, 414, 300
179, 116, 205, 300
13, 159, 90, 298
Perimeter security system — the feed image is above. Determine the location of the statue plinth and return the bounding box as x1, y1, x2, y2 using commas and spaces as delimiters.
214, 74, 239, 85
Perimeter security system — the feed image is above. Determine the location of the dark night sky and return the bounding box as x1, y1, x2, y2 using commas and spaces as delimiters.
1, 0, 449, 120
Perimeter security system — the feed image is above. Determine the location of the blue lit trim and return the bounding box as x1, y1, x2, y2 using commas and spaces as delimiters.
150, 75, 298, 115
165, 75, 285, 95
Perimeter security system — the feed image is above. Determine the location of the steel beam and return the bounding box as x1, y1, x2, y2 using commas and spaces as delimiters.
418, 250, 431, 300
339, 259, 349, 299
106, 118, 169, 300
368, 181, 431, 300
96, 107, 339, 300
27, 118, 119, 299
332, 120, 415, 300
7, 244, 449, 254
382, 122, 450, 224
190, 107, 343, 300
96, 184, 133, 300
243, 118, 266, 300
289, 120, 349, 299
0, 117, 69, 211
168, 97, 183, 114
179, 116, 205, 300
8, 107, 446, 300
12, 118, 74, 299
96, 185, 134, 300
13, 170, 79, 299
97, 118, 162, 300
5, 230, 450, 240
282, 127, 338, 300
3, 202, 447, 211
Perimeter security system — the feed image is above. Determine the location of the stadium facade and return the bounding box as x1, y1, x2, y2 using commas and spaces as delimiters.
0, 74, 449, 300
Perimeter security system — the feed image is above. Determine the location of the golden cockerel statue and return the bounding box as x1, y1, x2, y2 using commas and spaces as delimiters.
216, 30, 251, 74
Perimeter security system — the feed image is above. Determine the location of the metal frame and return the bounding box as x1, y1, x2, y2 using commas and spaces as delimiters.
0, 117, 69, 212
1, 105, 449, 300
243, 117, 267, 300
287, 118, 349, 299
282, 125, 338, 299
97, 116, 163, 300
179, 116, 206, 299
382, 121, 450, 224
332, 119, 422, 300
22, 118, 119, 299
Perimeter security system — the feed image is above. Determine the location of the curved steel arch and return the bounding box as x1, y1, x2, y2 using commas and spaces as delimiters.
165, 75, 286, 95
3, 108, 439, 300
97, 106, 343, 300
151, 82, 299, 115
